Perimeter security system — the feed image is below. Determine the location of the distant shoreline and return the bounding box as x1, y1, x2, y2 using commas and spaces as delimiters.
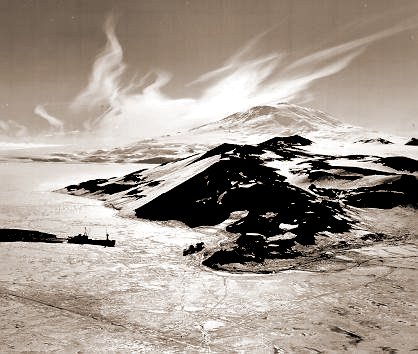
0, 228, 64, 243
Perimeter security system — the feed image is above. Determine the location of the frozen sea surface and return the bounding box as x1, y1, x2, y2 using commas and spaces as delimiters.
0, 162, 416, 352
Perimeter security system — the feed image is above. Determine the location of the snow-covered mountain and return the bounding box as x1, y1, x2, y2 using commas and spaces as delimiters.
189, 104, 342, 139
11, 103, 415, 163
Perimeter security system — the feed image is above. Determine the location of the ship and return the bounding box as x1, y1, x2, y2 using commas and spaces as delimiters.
67, 228, 116, 247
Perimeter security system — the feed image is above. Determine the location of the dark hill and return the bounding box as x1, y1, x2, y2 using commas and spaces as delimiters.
405, 138, 418, 146
60, 134, 418, 272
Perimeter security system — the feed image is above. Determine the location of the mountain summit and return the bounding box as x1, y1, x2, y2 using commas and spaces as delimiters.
190, 103, 341, 137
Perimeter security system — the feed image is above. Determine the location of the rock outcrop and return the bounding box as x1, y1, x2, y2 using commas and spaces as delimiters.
405, 137, 418, 146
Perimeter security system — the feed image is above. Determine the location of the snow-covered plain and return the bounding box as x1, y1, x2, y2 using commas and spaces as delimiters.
0, 163, 417, 352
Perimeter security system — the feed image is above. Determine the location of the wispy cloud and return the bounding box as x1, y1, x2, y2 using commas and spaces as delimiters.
34, 105, 64, 130
69, 14, 418, 145
71, 16, 125, 111
0, 141, 61, 151
286, 19, 417, 73
0, 119, 28, 137
71, 15, 195, 140
188, 28, 276, 86
191, 16, 418, 112
0, 120, 8, 131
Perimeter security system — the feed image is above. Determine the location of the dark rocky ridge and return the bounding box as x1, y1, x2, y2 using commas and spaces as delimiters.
0, 229, 63, 243
378, 156, 418, 172
405, 137, 418, 146
342, 175, 418, 208
356, 138, 393, 144
60, 135, 418, 271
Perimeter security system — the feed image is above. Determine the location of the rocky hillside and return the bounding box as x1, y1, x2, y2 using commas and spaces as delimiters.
59, 134, 418, 272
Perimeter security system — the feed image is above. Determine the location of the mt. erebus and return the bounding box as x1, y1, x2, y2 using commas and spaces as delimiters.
58, 103, 417, 272
17, 103, 415, 164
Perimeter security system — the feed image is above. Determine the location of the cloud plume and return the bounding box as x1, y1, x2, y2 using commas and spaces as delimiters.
72, 16, 125, 112
34, 105, 64, 130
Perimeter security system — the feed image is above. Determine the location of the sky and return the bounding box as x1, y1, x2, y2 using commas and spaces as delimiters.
0, 0, 417, 147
